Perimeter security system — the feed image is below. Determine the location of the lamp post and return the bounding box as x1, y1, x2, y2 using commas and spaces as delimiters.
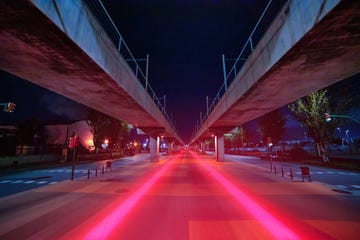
325, 113, 360, 126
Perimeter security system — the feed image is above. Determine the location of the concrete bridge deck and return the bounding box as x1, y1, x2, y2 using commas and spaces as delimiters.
0, 0, 180, 142
195, 0, 360, 140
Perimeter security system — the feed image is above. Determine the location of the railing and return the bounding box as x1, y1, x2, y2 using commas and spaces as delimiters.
195, 0, 289, 137
82, 0, 177, 132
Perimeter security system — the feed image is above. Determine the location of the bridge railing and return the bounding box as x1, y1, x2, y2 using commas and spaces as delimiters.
82, 0, 177, 132
196, 0, 288, 135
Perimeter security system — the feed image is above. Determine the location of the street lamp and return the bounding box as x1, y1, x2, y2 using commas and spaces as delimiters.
325, 113, 360, 126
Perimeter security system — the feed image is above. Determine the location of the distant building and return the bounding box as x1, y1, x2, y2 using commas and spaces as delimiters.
0, 121, 94, 156
45, 120, 94, 150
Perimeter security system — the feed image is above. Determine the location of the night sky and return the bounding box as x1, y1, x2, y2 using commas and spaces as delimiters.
0, 0, 358, 143
101, 0, 270, 141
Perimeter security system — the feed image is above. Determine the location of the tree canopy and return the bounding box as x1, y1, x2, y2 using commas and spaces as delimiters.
288, 89, 337, 162
257, 109, 286, 146
86, 109, 130, 150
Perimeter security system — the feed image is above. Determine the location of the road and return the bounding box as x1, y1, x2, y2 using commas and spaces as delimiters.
0, 151, 359, 239
0, 154, 150, 198
225, 154, 360, 195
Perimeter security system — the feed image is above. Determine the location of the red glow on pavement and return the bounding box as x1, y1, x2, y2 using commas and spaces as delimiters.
192, 152, 300, 240
83, 154, 178, 240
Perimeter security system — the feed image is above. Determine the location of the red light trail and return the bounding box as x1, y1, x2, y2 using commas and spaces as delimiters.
83, 154, 178, 240
190, 151, 300, 240
82, 151, 302, 240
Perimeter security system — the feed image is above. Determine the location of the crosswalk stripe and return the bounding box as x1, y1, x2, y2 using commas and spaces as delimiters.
350, 185, 360, 189
24, 181, 35, 184
11, 180, 23, 184
37, 181, 47, 184
0, 180, 11, 183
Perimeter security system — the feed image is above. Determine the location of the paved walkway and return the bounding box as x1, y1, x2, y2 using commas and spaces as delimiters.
0, 151, 359, 239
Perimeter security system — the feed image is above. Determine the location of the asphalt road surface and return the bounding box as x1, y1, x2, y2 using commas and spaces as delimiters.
0, 154, 149, 197
0, 151, 359, 239
225, 154, 360, 195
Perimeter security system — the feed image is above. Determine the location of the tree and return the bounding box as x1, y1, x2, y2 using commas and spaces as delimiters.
231, 126, 246, 150
86, 109, 130, 152
257, 109, 286, 147
16, 118, 48, 154
288, 89, 338, 162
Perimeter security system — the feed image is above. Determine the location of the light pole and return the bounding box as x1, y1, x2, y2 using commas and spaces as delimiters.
325, 113, 360, 126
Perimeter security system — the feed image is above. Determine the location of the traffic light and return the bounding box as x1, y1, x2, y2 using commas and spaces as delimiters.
68, 136, 74, 149
266, 137, 272, 147
325, 113, 331, 122
68, 136, 79, 149
5, 102, 16, 112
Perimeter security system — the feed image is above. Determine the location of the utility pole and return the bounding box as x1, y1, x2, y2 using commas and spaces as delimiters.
222, 54, 227, 91
206, 96, 209, 115
145, 54, 149, 91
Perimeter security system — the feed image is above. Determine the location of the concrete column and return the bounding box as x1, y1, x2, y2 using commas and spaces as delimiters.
214, 136, 218, 159
149, 137, 160, 162
168, 142, 174, 154
200, 142, 205, 153
215, 135, 225, 162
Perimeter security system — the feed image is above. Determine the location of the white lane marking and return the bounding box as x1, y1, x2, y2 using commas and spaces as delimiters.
0, 180, 11, 183
37, 181, 48, 184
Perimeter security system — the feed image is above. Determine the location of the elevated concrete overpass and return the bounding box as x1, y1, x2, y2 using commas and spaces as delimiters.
192, 0, 360, 160
0, 0, 182, 159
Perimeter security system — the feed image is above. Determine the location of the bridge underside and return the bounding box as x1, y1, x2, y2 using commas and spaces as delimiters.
204, 1, 360, 137
0, 1, 175, 140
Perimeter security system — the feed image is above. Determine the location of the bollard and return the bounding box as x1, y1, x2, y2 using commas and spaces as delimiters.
274, 166, 277, 175
102, 165, 104, 175
290, 168, 293, 180
87, 169, 90, 179
281, 167, 284, 177
95, 167, 98, 177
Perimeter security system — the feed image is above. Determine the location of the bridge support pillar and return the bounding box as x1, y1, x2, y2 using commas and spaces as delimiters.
200, 141, 206, 153
168, 142, 174, 154
149, 137, 160, 162
215, 135, 225, 162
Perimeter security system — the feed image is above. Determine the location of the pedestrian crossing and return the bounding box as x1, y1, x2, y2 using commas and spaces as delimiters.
294, 170, 358, 176
32, 169, 88, 174
0, 179, 58, 185
0, 169, 92, 186
313, 171, 357, 176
